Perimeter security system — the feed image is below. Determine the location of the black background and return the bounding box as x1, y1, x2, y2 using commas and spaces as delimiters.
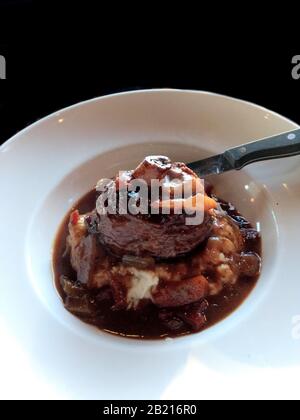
0, 1, 300, 146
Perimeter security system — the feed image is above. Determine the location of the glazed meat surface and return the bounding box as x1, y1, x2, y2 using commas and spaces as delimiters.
91, 156, 216, 259
90, 211, 213, 259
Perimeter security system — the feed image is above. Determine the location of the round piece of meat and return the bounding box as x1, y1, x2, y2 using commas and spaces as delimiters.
95, 211, 213, 258
91, 156, 215, 259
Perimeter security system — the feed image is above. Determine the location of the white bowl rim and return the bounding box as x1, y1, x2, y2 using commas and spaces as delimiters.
2, 88, 299, 151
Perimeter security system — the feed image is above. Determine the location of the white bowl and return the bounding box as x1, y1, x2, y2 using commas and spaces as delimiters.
1, 89, 300, 399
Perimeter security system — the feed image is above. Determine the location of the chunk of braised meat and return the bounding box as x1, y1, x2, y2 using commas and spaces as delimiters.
159, 300, 209, 332
132, 155, 172, 184
74, 235, 98, 284
64, 295, 97, 316
235, 252, 261, 277
152, 275, 209, 308
177, 300, 209, 331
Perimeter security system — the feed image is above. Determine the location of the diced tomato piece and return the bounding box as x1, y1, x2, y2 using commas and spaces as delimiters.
70, 210, 80, 225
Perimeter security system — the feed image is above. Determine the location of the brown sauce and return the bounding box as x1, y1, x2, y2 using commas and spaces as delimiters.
53, 190, 262, 339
